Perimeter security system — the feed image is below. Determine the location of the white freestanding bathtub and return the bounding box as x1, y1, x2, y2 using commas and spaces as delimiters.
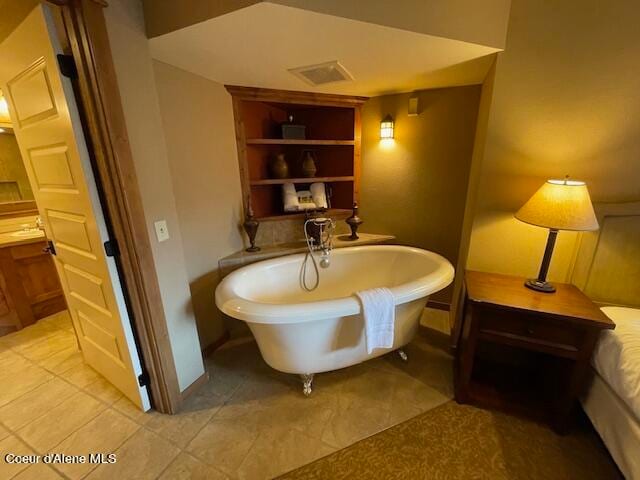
215, 245, 454, 393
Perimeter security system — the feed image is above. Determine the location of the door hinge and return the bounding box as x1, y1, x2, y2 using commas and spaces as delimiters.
56, 54, 77, 79
138, 371, 150, 387
104, 239, 119, 257
43, 240, 56, 256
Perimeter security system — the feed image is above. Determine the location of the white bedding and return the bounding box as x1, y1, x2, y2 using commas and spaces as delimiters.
592, 306, 640, 419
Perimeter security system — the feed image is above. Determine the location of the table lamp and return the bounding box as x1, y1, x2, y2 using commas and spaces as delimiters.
515, 176, 598, 293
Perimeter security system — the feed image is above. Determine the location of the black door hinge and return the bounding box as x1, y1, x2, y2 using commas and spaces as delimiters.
43, 240, 56, 256
104, 239, 119, 257
138, 371, 150, 387
56, 54, 77, 79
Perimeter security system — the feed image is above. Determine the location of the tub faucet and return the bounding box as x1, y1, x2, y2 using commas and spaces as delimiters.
301, 217, 335, 292
304, 217, 334, 267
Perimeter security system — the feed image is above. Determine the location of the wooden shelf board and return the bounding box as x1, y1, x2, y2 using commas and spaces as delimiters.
257, 208, 352, 222
250, 176, 354, 186
246, 139, 355, 146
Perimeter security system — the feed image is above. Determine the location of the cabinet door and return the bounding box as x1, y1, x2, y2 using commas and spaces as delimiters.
10, 241, 66, 320
0, 269, 19, 336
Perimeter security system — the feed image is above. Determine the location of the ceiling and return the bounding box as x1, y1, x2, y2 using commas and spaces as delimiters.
149, 3, 501, 96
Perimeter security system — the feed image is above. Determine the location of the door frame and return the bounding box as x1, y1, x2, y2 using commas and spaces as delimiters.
46, 0, 182, 413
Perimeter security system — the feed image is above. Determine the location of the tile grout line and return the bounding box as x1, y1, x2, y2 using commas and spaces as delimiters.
0, 417, 73, 480
0, 317, 142, 479
179, 373, 250, 480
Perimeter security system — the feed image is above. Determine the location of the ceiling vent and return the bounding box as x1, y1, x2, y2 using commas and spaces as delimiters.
289, 61, 354, 86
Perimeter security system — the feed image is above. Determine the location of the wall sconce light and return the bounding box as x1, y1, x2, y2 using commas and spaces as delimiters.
380, 114, 394, 140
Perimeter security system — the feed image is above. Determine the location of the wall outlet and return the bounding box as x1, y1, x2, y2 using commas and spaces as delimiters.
154, 220, 170, 242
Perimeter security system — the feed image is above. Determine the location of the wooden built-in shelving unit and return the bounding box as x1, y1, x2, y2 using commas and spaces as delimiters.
227, 86, 368, 221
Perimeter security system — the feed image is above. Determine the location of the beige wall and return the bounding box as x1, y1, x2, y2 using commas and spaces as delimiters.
0, 132, 33, 201
467, 0, 640, 282
104, 0, 205, 392
360, 86, 481, 303
0, 0, 39, 44
151, 60, 244, 349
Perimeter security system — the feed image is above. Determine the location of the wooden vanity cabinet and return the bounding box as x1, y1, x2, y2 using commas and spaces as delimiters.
0, 239, 66, 336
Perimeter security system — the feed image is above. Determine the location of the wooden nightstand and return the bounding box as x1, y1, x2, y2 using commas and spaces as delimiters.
455, 270, 615, 433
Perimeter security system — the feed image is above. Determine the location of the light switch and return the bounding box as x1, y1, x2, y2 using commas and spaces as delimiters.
154, 220, 170, 242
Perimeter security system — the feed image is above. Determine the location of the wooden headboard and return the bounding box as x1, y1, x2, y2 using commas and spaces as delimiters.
570, 201, 640, 308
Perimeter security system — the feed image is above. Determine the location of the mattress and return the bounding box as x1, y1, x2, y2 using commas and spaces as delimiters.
592, 306, 640, 419
582, 372, 640, 479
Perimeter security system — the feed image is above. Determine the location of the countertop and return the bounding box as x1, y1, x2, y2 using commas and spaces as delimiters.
219, 232, 396, 276
0, 229, 45, 248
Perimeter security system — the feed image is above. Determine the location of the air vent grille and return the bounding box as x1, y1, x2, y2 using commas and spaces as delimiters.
289, 61, 353, 86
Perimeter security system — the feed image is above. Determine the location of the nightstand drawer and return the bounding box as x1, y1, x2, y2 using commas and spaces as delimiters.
478, 310, 583, 355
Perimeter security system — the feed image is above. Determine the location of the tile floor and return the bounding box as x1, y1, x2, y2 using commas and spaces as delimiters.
0, 311, 453, 479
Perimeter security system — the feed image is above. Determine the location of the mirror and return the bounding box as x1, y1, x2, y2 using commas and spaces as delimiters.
0, 89, 35, 205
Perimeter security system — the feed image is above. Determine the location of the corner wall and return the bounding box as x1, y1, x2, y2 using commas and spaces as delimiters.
467, 0, 640, 282
103, 0, 205, 392
360, 86, 482, 304
151, 60, 245, 349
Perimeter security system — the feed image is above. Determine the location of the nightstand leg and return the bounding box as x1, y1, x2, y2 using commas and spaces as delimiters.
455, 303, 479, 404
553, 330, 599, 434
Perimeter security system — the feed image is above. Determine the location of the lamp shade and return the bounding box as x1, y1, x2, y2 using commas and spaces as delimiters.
515, 179, 599, 231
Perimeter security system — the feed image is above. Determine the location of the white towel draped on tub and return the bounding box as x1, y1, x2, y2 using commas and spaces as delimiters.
355, 287, 395, 354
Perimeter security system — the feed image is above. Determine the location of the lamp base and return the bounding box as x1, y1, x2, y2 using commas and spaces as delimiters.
524, 278, 556, 293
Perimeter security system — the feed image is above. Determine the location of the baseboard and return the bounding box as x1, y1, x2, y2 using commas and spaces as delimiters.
202, 330, 231, 359
419, 325, 453, 353
180, 370, 210, 402
426, 300, 450, 311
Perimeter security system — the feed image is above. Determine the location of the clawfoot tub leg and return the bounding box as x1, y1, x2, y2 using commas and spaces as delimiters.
300, 374, 314, 396
398, 349, 408, 362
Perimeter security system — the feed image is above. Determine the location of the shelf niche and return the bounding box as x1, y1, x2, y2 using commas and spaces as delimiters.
227, 86, 367, 221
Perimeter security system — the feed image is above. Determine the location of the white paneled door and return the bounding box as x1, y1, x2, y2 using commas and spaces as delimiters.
0, 5, 150, 410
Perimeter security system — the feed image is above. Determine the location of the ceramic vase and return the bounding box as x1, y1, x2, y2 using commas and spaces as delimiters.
269, 153, 289, 179
301, 150, 317, 178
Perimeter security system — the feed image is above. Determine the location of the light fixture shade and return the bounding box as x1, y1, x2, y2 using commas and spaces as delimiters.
515, 179, 599, 231
380, 114, 394, 139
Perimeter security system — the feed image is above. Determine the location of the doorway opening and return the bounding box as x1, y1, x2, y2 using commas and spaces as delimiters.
0, 0, 185, 417
0, 2, 152, 414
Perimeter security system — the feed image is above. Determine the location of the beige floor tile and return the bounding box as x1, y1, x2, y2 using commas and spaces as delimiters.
13, 463, 63, 480
62, 363, 102, 388
19, 331, 78, 363
52, 409, 140, 480
0, 363, 54, 408
186, 417, 260, 476
39, 311, 73, 331
392, 372, 451, 412
159, 453, 230, 480
236, 426, 335, 480
112, 396, 153, 425
5, 318, 56, 336
0, 348, 31, 371
18, 391, 106, 452
320, 398, 392, 449
214, 374, 297, 425
145, 392, 223, 448
37, 347, 83, 375
4, 324, 58, 351
0, 377, 78, 430
0, 423, 10, 441
0, 435, 38, 479
85, 376, 124, 406
386, 400, 424, 426
85, 428, 180, 480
